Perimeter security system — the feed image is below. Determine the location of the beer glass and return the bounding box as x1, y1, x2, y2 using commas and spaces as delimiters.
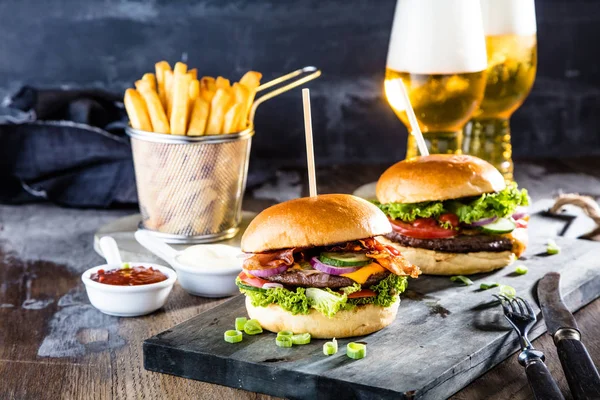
464, 0, 537, 179
385, 0, 488, 159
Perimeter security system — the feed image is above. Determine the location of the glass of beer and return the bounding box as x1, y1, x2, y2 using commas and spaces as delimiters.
385, 0, 488, 159
464, 0, 537, 180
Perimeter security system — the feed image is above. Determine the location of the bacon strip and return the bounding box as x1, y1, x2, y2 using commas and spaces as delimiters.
243, 248, 295, 270
359, 238, 421, 278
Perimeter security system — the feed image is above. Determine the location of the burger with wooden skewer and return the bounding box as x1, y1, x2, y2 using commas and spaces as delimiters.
236, 90, 421, 338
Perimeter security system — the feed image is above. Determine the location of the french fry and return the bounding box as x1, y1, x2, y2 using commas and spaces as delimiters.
232, 83, 250, 130
124, 88, 153, 131
222, 103, 243, 134
189, 79, 200, 101
155, 61, 171, 109
200, 77, 216, 103
135, 80, 170, 134
188, 68, 197, 80
205, 88, 232, 134
239, 71, 262, 121
239, 71, 262, 90
142, 73, 157, 92
170, 70, 192, 135
215, 76, 231, 90
165, 70, 174, 117
174, 61, 188, 76
187, 98, 209, 136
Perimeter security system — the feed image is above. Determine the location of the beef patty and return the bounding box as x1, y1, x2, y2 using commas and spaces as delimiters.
266, 270, 390, 288
386, 231, 513, 253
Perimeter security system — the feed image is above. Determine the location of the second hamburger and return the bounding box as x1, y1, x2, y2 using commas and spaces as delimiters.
375, 154, 529, 275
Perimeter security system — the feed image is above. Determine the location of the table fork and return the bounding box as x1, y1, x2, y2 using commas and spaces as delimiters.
494, 294, 566, 400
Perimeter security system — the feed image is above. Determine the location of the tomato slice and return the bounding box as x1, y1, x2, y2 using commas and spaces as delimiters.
239, 271, 270, 288
347, 289, 376, 298
515, 219, 528, 229
438, 213, 459, 227
390, 218, 458, 239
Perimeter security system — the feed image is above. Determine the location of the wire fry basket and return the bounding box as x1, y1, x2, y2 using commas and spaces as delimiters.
127, 66, 321, 244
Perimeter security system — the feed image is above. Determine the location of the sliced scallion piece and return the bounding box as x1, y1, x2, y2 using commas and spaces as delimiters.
276, 336, 292, 348
291, 333, 311, 345
346, 342, 367, 360
499, 284, 516, 298
323, 338, 338, 356
277, 330, 294, 339
480, 283, 499, 290
514, 265, 528, 275
235, 317, 247, 331
243, 319, 263, 335
547, 239, 560, 255
450, 275, 474, 286
224, 330, 242, 343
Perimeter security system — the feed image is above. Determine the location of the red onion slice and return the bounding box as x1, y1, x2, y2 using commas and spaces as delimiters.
309, 257, 362, 275
512, 212, 526, 220
262, 282, 284, 289
468, 217, 497, 227
247, 264, 289, 278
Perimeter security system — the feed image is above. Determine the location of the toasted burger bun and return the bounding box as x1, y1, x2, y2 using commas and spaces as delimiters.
376, 154, 506, 204
242, 194, 391, 253
378, 228, 528, 275
245, 296, 399, 338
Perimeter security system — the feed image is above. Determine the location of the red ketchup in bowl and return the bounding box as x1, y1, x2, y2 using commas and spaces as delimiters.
90, 265, 168, 286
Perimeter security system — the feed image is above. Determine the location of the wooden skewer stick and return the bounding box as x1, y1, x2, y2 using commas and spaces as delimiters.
302, 88, 318, 197
397, 80, 429, 157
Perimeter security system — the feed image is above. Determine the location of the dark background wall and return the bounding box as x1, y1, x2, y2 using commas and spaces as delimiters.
1, 0, 599, 172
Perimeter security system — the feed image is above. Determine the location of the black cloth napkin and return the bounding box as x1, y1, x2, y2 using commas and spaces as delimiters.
0, 87, 138, 207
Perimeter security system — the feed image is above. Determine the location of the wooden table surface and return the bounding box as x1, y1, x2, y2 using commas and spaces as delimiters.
1, 158, 600, 400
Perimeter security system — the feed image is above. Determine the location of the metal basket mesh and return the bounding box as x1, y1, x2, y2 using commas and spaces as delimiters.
129, 130, 252, 242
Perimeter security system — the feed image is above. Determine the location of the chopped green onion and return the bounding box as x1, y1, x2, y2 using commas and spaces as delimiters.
291, 333, 311, 345
499, 284, 516, 298
346, 342, 367, 360
323, 338, 338, 356
122, 262, 131, 269
480, 283, 499, 290
450, 275, 474, 286
276, 336, 292, 348
277, 330, 294, 339
514, 265, 528, 275
235, 317, 247, 331
243, 319, 263, 335
547, 239, 560, 255
224, 330, 242, 343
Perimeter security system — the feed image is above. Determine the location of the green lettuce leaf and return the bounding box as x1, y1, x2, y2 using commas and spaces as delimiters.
349, 275, 408, 307
236, 275, 409, 317
446, 184, 529, 224
237, 278, 310, 315
305, 288, 348, 318
375, 184, 528, 224
375, 201, 444, 222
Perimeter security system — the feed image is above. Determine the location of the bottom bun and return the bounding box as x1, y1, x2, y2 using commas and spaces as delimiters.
378, 237, 515, 275
245, 296, 399, 338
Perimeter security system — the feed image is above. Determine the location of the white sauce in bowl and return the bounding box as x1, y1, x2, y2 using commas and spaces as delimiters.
176, 244, 243, 270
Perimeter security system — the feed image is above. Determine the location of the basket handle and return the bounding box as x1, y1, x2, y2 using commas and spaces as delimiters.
249, 66, 322, 124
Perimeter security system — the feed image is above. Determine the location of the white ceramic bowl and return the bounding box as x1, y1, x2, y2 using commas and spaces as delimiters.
81, 263, 177, 317
135, 231, 242, 298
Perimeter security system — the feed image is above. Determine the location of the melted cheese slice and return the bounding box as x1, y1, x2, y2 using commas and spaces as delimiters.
340, 263, 386, 284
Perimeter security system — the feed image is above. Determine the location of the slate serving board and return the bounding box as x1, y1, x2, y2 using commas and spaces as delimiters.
143, 210, 600, 400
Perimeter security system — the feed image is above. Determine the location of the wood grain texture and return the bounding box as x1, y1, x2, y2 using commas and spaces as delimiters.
1, 159, 600, 399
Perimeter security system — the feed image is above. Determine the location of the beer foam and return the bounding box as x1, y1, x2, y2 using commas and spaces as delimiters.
387, 0, 487, 74
480, 0, 537, 36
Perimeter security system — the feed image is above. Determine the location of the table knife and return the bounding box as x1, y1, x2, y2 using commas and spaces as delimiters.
538, 272, 600, 400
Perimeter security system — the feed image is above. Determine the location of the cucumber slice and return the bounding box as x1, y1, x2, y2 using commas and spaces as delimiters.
319, 252, 370, 267
481, 218, 516, 234
236, 281, 266, 292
